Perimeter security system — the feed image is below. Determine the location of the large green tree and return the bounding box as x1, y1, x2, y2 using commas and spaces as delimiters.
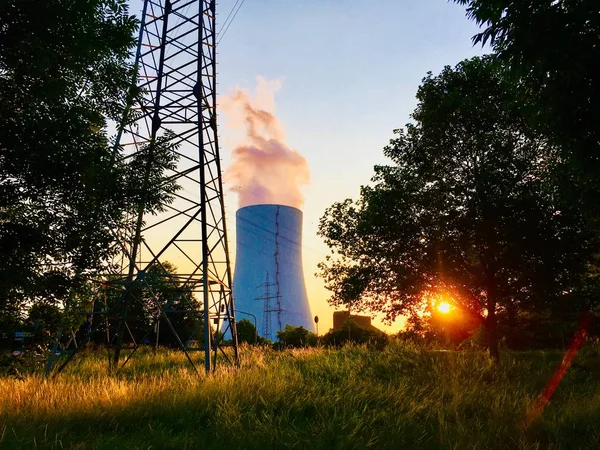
455, 0, 600, 337
0, 0, 177, 330
454, 0, 600, 214
318, 57, 590, 360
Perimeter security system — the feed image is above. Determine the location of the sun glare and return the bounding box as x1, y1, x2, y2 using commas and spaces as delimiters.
437, 301, 452, 314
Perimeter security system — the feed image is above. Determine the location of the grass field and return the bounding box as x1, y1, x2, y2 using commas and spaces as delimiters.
1, 342, 600, 449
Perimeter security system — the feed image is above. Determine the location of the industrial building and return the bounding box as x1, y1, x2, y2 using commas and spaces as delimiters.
233, 204, 314, 341
332, 311, 382, 333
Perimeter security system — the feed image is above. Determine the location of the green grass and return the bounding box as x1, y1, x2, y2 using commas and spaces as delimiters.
2, 342, 600, 449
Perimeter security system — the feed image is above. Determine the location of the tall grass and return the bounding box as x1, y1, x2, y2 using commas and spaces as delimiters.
1, 342, 600, 449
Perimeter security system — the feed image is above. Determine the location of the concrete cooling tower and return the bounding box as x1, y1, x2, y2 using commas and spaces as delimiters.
233, 204, 313, 341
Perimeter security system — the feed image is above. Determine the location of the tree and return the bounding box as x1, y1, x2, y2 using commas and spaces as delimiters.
318, 56, 589, 361
144, 262, 204, 348
27, 303, 62, 346
93, 261, 203, 347
0, 0, 179, 328
236, 318, 258, 344
454, 0, 600, 144
397, 300, 482, 349
454, 0, 600, 222
276, 325, 317, 348
456, 0, 600, 342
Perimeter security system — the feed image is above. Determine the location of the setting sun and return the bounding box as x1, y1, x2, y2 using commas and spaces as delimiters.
437, 301, 452, 314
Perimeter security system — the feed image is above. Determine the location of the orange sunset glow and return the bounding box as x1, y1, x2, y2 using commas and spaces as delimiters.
437, 301, 452, 314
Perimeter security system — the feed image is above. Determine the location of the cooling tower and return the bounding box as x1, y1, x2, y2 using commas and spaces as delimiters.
233, 204, 314, 341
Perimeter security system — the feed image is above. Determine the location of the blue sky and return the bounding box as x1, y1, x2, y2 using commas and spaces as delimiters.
129, 0, 488, 332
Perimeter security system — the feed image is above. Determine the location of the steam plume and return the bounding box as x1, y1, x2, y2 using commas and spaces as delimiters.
220, 77, 310, 209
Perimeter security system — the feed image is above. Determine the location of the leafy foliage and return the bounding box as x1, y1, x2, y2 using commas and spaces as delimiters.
94, 261, 203, 347
399, 302, 482, 349
318, 56, 591, 359
0, 0, 180, 329
27, 302, 63, 346
454, 0, 600, 219
321, 319, 388, 349
236, 318, 258, 344
276, 325, 317, 348
142, 261, 204, 347
235, 318, 271, 345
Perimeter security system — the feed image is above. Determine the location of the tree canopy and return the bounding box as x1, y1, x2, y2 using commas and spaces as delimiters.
93, 261, 203, 347
318, 56, 592, 359
236, 318, 258, 344
276, 325, 317, 348
454, 0, 600, 211
0, 0, 178, 331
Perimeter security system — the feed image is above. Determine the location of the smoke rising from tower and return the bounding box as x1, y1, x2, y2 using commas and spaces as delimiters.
220, 78, 310, 209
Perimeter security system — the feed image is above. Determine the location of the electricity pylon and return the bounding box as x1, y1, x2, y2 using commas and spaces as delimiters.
255, 272, 283, 341
47, 0, 239, 375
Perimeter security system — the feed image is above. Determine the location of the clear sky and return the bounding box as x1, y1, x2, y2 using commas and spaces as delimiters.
129, 0, 488, 333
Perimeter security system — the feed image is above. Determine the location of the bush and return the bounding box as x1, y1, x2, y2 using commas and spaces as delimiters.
276, 325, 317, 348
321, 320, 388, 350
237, 318, 257, 344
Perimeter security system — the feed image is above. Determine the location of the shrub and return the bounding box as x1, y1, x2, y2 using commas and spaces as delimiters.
321, 320, 388, 350
276, 325, 317, 348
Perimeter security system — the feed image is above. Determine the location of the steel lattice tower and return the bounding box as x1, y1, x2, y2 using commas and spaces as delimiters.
254, 272, 283, 341
110, 0, 238, 373
45, 0, 239, 375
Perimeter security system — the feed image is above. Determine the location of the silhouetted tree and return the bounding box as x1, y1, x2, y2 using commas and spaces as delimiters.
319, 56, 590, 361
27, 303, 61, 346
0, 0, 179, 328
92, 261, 203, 347
454, 0, 600, 171
454, 0, 600, 277
144, 262, 204, 348
276, 325, 317, 348
236, 318, 258, 344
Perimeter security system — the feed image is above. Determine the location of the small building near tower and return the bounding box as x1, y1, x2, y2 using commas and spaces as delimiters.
332, 311, 382, 333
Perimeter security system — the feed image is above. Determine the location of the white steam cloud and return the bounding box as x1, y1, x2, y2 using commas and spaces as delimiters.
220, 77, 310, 209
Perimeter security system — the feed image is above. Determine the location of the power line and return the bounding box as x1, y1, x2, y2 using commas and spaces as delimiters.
218, 0, 242, 36
217, 0, 247, 45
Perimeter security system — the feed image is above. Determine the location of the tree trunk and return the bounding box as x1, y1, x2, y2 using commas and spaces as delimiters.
486, 299, 500, 363
506, 303, 516, 349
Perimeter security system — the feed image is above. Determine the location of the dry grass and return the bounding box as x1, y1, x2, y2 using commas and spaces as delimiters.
2, 342, 600, 449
